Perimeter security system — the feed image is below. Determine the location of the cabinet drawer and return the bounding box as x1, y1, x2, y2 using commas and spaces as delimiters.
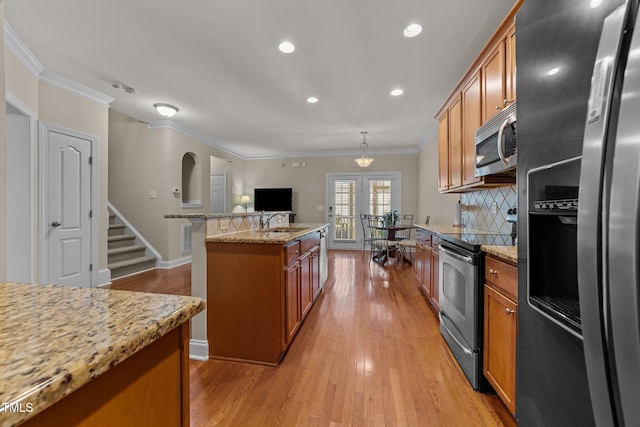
485, 256, 517, 299
285, 241, 301, 266
300, 232, 320, 253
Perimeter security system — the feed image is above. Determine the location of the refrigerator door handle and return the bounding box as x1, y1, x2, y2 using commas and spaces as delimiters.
608, 5, 640, 426
577, 3, 630, 427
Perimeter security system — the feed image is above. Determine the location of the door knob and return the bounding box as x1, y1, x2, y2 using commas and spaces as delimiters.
51, 221, 61, 227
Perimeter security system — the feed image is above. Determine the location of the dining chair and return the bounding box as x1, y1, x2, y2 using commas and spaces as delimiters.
360, 213, 372, 260
367, 215, 396, 265
397, 214, 417, 264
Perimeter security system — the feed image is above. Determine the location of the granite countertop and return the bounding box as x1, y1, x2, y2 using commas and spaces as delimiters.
0, 283, 205, 427
482, 245, 518, 264
206, 223, 329, 244
165, 212, 266, 219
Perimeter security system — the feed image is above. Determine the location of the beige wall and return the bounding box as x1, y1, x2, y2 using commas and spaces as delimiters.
417, 133, 459, 226
0, 4, 7, 281
244, 154, 420, 223
109, 110, 246, 261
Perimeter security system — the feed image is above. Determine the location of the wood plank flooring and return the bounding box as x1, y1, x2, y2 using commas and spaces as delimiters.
109, 251, 517, 426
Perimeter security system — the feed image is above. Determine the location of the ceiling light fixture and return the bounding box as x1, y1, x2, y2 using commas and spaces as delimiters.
354, 131, 374, 168
403, 23, 423, 38
154, 103, 179, 118
390, 88, 404, 96
278, 41, 296, 53
306, 96, 319, 104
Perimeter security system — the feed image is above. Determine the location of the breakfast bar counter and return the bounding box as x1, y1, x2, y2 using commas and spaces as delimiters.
0, 282, 205, 427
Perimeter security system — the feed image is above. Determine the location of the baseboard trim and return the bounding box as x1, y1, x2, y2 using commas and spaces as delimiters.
189, 339, 209, 361
159, 256, 192, 269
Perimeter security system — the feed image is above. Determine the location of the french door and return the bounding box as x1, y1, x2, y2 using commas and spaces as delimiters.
326, 173, 400, 249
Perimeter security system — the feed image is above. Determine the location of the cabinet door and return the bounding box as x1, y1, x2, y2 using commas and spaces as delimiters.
310, 246, 321, 301
483, 285, 517, 415
505, 24, 516, 107
300, 252, 313, 319
285, 262, 301, 343
431, 250, 440, 311
423, 244, 433, 299
482, 42, 505, 123
415, 241, 425, 283
462, 72, 482, 186
448, 95, 463, 189
438, 112, 450, 191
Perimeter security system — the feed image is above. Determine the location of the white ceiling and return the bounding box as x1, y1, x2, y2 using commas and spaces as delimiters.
5, 0, 515, 159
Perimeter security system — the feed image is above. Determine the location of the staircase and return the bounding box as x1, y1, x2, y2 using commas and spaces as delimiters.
108, 212, 157, 279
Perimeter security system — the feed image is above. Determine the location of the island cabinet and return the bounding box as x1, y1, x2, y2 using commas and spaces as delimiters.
416, 229, 440, 313
207, 230, 321, 366
483, 254, 518, 415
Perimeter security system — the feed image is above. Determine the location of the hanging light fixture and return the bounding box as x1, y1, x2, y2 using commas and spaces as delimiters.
354, 131, 374, 168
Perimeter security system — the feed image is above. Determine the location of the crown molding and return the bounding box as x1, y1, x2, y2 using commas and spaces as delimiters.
4, 21, 43, 78
39, 70, 114, 106
147, 120, 247, 159
5, 21, 114, 107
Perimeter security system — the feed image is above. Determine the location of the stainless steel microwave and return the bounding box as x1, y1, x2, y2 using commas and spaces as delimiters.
475, 102, 517, 177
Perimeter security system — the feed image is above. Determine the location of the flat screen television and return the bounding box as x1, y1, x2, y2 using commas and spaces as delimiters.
254, 188, 293, 212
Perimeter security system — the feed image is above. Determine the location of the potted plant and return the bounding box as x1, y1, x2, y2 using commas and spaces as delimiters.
384, 210, 399, 226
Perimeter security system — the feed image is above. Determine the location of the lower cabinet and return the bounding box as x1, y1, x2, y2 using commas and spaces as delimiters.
207, 231, 322, 365
416, 229, 440, 313
483, 255, 517, 415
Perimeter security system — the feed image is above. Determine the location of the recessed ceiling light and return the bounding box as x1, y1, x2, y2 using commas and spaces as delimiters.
403, 23, 422, 38
390, 89, 404, 96
547, 67, 560, 76
590, 0, 603, 8
306, 97, 319, 104
279, 41, 296, 53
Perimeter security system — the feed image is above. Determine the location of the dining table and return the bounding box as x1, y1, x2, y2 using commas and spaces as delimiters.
371, 223, 415, 266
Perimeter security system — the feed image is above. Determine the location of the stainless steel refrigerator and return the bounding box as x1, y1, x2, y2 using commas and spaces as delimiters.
517, 0, 640, 425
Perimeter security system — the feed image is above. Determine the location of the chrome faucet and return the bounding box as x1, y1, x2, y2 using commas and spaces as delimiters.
259, 212, 286, 230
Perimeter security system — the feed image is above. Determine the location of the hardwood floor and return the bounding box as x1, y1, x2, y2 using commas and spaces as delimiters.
110, 251, 517, 426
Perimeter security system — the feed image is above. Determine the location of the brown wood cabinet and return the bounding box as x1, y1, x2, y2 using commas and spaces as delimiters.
416, 229, 440, 313
207, 231, 322, 365
483, 255, 517, 415
462, 71, 482, 186
438, 112, 450, 192
435, 1, 521, 194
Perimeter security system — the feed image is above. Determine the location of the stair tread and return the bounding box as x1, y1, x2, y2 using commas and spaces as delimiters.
109, 223, 126, 229
108, 234, 135, 242
108, 256, 156, 270
108, 245, 146, 255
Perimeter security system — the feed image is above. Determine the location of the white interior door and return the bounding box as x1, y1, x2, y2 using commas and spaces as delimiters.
210, 173, 226, 213
327, 173, 400, 250
44, 128, 93, 287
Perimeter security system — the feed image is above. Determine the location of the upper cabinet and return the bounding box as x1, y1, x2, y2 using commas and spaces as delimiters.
435, 1, 521, 194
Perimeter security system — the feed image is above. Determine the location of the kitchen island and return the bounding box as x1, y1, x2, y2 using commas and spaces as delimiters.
206, 223, 328, 365
0, 282, 205, 427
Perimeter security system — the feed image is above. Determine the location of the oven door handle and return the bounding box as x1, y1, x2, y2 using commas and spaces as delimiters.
497, 118, 511, 165
439, 244, 473, 264
440, 312, 473, 356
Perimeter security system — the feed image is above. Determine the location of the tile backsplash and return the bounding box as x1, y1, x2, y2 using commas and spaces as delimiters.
461, 185, 517, 233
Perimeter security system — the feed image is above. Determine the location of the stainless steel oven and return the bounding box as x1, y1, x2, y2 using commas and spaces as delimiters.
475, 102, 517, 177
438, 241, 484, 390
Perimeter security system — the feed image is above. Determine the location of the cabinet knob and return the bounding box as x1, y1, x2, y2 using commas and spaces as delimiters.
489, 269, 498, 275
505, 308, 515, 315
495, 105, 501, 111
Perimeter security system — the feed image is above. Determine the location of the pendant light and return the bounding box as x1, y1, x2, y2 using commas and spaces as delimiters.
354, 131, 374, 168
